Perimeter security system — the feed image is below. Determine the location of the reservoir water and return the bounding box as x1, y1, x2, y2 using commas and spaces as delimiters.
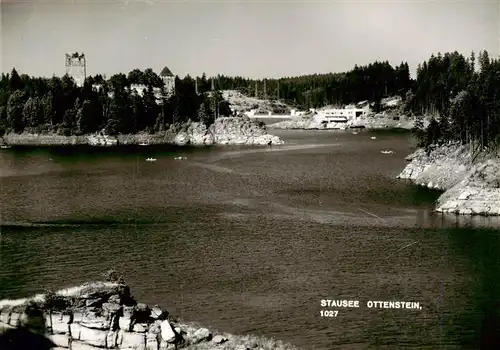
1, 129, 500, 349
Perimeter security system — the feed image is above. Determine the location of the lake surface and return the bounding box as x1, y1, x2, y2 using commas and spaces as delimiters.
1, 129, 500, 349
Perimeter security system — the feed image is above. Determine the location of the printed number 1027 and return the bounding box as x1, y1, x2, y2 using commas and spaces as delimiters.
320, 310, 338, 317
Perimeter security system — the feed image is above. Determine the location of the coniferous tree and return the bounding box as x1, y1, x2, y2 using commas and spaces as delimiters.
7, 90, 26, 133
9, 68, 24, 92
22, 96, 42, 128
76, 100, 94, 134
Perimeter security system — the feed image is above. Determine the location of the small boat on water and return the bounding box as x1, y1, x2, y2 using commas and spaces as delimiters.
1, 145, 11, 149
174, 156, 187, 160
371, 136, 377, 140
352, 131, 358, 135
139, 143, 148, 146
145, 158, 157, 162
381, 150, 394, 154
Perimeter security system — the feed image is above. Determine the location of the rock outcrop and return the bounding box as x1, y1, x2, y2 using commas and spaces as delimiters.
397, 143, 500, 215
0, 281, 299, 350
207, 117, 283, 145
171, 117, 283, 146
0, 117, 283, 147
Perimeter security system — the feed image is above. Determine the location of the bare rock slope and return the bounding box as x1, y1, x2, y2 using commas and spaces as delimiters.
269, 113, 425, 130
221, 90, 291, 114
397, 143, 500, 215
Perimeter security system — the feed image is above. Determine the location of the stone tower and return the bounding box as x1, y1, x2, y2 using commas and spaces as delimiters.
160, 66, 175, 97
65, 52, 86, 87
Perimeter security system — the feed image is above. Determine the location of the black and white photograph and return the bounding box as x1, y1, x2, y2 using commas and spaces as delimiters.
1, 0, 500, 349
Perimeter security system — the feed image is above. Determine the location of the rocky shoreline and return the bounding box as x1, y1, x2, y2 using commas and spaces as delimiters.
0, 281, 299, 350
268, 113, 422, 130
0, 117, 284, 147
397, 143, 500, 215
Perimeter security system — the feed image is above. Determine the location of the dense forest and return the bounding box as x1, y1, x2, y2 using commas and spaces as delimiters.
0, 50, 499, 151
206, 50, 500, 151
0, 69, 232, 136
208, 61, 412, 110
408, 50, 500, 151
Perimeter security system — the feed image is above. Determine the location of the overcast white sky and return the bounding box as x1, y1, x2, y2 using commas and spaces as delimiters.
1, 0, 498, 79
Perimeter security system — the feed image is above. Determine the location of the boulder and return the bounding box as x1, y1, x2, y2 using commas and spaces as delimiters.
47, 333, 70, 348
51, 313, 71, 334
212, 334, 228, 344
160, 320, 176, 343
133, 323, 148, 333
107, 330, 119, 348
70, 323, 108, 347
119, 316, 133, 331
0, 310, 10, 324
80, 311, 109, 330
119, 330, 146, 349
123, 305, 135, 318
8, 312, 20, 327
72, 311, 84, 323
108, 294, 121, 304
150, 305, 165, 320
190, 327, 211, 344
146, 333, 159, 350
148, 320, 162, 335
102, 302, 121, 318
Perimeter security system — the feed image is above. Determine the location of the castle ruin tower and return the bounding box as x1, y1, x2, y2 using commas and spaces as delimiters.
160, 66, 175, 98
65, 52, 86, 87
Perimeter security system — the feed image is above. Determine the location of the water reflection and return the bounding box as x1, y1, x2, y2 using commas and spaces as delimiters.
421, 211, 500, 229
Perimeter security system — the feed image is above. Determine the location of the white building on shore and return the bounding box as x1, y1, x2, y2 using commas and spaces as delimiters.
313, 107, 366, 123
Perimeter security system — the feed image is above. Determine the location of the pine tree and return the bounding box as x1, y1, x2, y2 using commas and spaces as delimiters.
6, 90, 26, 133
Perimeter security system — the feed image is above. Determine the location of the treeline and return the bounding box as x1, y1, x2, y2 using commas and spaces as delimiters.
0, 69, 231, 136
409, 50, 500, 151
2, 49, 500, 150
205, 61, 412, 110
206, 50, 500, 150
